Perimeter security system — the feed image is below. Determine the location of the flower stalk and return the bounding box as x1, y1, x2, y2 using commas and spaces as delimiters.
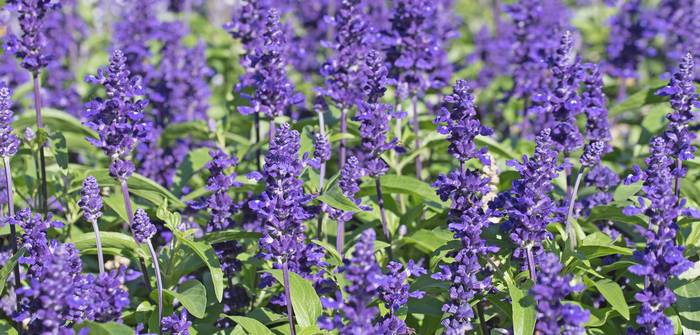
3, 157, 20, 288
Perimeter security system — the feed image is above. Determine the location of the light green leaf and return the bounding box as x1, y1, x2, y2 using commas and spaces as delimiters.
266, 269, 323, 328
70, 232, 147, 259
169, 280, 207, 319
359, 175, 444, 209
0, 249, 24, 296
311, 240, 343, 265
593, 279, 630, 320
475, 135, 518, 160
672, 278, 700, 332
613, 181, 643, 203
317, 185, 362, 213
578, 245, 634, 259
74, 321, 135, 335
199, 229, 261, 244
400, 229, 454, 254
220, 315, 274, 335
608, 82, 666, 117
157, 203, 225, 302
74, 169, 185, 208
506, 276, 536, 335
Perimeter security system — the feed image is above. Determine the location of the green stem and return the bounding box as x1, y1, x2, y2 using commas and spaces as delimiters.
282, 262, 297, 335
565, 167, 584, 250
146, 240, 163, 331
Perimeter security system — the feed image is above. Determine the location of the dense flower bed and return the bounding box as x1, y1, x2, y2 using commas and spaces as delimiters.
0, 0, 699, 334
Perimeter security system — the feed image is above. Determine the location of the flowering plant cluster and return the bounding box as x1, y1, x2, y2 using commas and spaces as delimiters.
0, 1, 699, 334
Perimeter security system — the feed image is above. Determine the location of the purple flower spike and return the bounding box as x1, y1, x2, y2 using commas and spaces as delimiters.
530, 253, 589, 334
432, 80, 497, 333
355, 50, 400, 177
252, 123, 324, 282
78, 176, 102, 223
0, 86, 19, 158
658, 53, 699, 163
83, 49, 151, 181
162, 309, 191, 335
582, 63, 612, 154
319, 0, 368, 109
319, 229, 383, 333
605, 0, 655, 80
492, 129, 563, 262
236, 9, 303, 119
377, 260, 426, 334
132, 208, 156, 244
5, 0, 58, 74
625, 136, 692, 334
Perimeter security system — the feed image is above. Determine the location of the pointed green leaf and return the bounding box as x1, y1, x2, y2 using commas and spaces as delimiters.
0, 249, 24, 296
593, 279, 630, 320
266, 269, 323, 328
220, 315, 274, 335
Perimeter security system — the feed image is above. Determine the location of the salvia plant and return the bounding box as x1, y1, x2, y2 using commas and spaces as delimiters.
0, 1, 699, 335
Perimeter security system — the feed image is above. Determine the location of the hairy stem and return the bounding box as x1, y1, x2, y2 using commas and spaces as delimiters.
120, 180, 152, 293
412, 96, 422, 179
317, 111, 327, 240
339, 108, 347, 170
255, 112, 261, 171
674, 158, 682, 199
91, 219, 105, 275
336, 218, 345, 254
526, 247, 537, 282
269, 117, 276, 143
282, 261, 297, 335
375, 177, 393, 259
32, 74, 48, 217
565, 167, 584, 250
3, 157, 20, 288
146, 240, 164, 329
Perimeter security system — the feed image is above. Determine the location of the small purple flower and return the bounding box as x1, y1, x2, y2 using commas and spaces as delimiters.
339, 155, 365, 202
162, 309, 191, 335
530, 253, 589, 334
580, 140, 606, 168
132, 208, 156, 244
312, 132, 331, 165
78, 176, 102, 223
0, 86, 20, 158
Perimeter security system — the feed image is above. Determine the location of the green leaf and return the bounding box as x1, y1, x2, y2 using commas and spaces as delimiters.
157, 203, 225, 302
359, 175, 444, 209
74, 169, 185, 208
578, 245, 634, 259
475, 135, 517, 160
593, 279, 630, 320
49, 131, 69, 171
317, 185, 362, 213
70, 232, 146, 259
0, 249, 24, 296
613, 180, 643, 203
672, 278, 700, 332
199, 229, 261, 244
586, 206, 646, 226
311, 240, 343, 265
220, 315, 273, 335
400, 229, 453, 254
172, 147, 211, 195
266, 269, 323, 328
168, 280, 207, 319
608, 82, 666, 117
74, 321, 135, 335
15, 108, 96, 138
506, 276, 536, 335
